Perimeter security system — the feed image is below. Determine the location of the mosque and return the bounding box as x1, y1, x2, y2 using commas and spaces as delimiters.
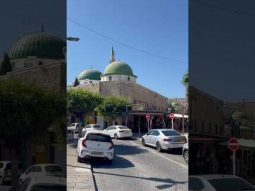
0, 28, 66, 169
69, 47, 174, 133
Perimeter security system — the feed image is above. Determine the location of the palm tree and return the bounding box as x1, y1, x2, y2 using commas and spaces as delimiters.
181, 72, 188, 97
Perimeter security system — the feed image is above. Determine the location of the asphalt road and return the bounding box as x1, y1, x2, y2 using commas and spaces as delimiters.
90, 138, 188, 191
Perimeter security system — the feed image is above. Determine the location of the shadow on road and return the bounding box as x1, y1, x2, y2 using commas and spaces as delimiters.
113, 143, 148, 156
92, 170, 187, 190
90, 155, 135, 169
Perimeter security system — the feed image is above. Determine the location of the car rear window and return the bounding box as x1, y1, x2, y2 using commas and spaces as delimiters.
161, 130, 181, 136
45, 166, 63, 172
31, 185, 66, 191
208, 178, 255, 191
86, 133, 111, 142
118, 126, 129, 130
92, 125, 101, 129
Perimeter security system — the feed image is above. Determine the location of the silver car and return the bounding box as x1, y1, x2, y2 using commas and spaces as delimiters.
182, 143, 189, 164
142, 129, 187, 152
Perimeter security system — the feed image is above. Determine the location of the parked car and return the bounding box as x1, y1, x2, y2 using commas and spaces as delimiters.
67, 123, 82, 133
103, 125, 132, 139
0, 161, 24, 185
182, 143, 189, 164
18, 174, 66, 191
19, 164, 64, 185
141, 129, 187, 152
77, 131, 114, 163
189, 174, 255, 191
82, 124, 102, 132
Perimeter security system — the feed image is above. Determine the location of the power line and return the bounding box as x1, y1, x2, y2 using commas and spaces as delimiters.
190, 0, 255, 17
67, 17, 187, 64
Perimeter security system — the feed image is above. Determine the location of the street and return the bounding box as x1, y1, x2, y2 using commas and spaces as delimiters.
89, 138, 188, 191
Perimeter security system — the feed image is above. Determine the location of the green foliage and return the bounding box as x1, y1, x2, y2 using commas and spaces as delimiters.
67, 88, 103, 114
0, 52, 12, 75
232, 111, 248, 126
0, 78, 66, 138
181, 72, 188, 97
97, 96, 131, 120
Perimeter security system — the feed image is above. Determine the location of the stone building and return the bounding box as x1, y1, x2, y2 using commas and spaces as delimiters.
69, 47, 169, 132
189, 85, 255, 181
0, 29, 66, 170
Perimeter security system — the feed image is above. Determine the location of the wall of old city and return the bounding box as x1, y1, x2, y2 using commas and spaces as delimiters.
189, 86, 225, 136
0, 61, 66, 95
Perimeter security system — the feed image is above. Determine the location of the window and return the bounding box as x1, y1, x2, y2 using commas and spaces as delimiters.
209, 123, 211, 134
86, 133, 111, 142
109, 76, 112, 81
127, 77, 130, 81
45, 165, 62, 173
189, 177, 204, 190
202, 121, 205, 133
161, 130, 181, 136
38, 61, 43, 65
153, 130, 160, 136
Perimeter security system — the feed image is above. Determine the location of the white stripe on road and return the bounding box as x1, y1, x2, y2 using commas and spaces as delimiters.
130, 141, 188, 169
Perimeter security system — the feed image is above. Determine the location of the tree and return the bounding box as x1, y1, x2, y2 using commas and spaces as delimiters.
97, 96, 131, 122
181, 72, 189, 97
0, 52, 12, 75
0, 78, 66, 189
73, 77, 79, 87
67, 88, 103, 122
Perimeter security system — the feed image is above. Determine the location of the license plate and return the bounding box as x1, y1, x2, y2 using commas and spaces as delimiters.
175, 138, 182, 142
91, 151, 103, 155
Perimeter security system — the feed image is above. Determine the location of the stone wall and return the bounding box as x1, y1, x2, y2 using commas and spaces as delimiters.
71, 81, 169, 112
0, 61, 66, 95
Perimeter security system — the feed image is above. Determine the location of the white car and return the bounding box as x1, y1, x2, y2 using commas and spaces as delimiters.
189, 174, 255, 191
103, 125, 132, 139
0, 161, 23, 185
142, 129, 187, 152
18, 174, 66, 191
82, 124, 102, 132
19, 164, 64, 185
67, 123, 82, 133
77, 131, 114, 163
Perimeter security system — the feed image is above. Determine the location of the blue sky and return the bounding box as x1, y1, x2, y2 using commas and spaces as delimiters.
67, 0, 188, 98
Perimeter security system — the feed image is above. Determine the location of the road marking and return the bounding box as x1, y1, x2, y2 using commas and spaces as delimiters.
75, 168, 91, 172
129, 141, 188, 169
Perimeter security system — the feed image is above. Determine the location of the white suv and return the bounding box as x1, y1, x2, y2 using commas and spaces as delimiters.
0, 161, 23, 185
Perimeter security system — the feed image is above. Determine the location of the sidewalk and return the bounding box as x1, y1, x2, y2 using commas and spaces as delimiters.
67, 144, 95, 191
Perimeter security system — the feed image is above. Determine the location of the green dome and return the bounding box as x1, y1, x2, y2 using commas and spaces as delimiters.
8, 31, 66, 60
102, 61, 136, 77
77, 69, 102, 81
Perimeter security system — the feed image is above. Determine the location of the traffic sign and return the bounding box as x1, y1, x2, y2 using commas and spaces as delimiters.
146, 114, 150, 120
228, 137, 239, 151
169, 113, 175, 119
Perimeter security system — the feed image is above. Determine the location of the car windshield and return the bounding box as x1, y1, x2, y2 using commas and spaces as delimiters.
118, 126, 129, 130
161, 130, 181, 136
31, 185, 66, 191
208, 178, 255, 191
45, 166, 63, 173
92, 125, 100, 129
86, 133, 111, 142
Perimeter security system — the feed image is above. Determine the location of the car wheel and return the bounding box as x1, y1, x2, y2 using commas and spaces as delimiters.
114, 133, 118, 140
142, 138, 145, 146
77, 156, 82, 163
156, 142, 162, 152
183, 150, 189, 164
